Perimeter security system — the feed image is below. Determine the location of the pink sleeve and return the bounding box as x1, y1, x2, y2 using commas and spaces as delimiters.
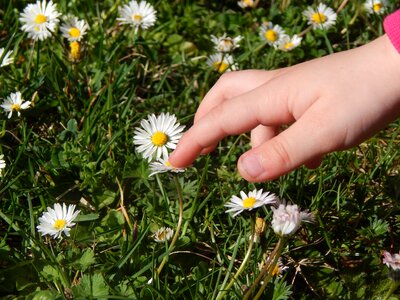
384, 9, 400, 53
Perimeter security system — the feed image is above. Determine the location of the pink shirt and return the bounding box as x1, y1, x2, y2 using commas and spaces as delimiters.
384, 9, 400, 53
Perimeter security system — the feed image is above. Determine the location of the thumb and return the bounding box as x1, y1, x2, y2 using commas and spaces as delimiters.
237, 113, 337, 182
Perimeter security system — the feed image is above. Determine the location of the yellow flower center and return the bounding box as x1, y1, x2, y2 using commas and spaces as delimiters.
373, 3, 383, 12
213, 61, 229, 73
69, 27, 81, 38
265, 29, 277, 42
151, 131, 168, 146
11, 104, 21, 111
244, 0, 253, 6
156, 231, 166, 240
220, 39, 233, 51
54, 219, 66, 230
284, 42, 294, 49
243, 197, 256, 208
311, 12, 327, 24
35, 14, 47, 24
222, 39, 233, 46
132, 14, 143, 22
70, 41, 80, 60
165, 161, 171, 167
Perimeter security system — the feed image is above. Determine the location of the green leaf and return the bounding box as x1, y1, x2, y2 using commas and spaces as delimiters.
40, 265, 60, 282
75, 213, 100, 222
72, 273, 109, 299
101, 209, 124, 228
32, 290, 56, 300
67, 119, 78, 133
272, 277, 293, 300
93, 190, 117, 209
76, 249, 96, 272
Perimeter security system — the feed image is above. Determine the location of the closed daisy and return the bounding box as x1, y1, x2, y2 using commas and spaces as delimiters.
383, 250, 400, 271
19, 0, 61, 41
252, 217, 266, 242
60, 17, 89, 41
206, 53, 237, 73
259, 22, 286, 47
238, 0, 256, 9
303, 3, 337, 30
37, 203, 80, 239
211, 34, 242, 52
383, 250, 400, 281
271, 203, 313, 236
364, 0, 388, 14
152, 227, 174, 243
278, 34, 302, 52
118, 0, 157, 33
149, 158, 185, 177
133, 113, 185, 162
1, 91, 31, 119
0, 154, 6, 177
69, 41, 81, 61
225, 189, 277, 217
0, 48, 14, 67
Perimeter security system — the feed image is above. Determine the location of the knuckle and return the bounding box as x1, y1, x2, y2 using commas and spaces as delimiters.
268, 136, 293, 169
216, 71, 243, 90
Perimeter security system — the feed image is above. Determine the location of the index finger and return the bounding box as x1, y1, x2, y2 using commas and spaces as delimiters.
194, 70, 281, 123
169, 79, 294, 167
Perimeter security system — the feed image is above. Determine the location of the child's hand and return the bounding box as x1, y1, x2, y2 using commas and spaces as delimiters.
169, 35, 400, 182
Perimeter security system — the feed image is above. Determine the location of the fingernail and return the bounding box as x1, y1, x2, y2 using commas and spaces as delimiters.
240, 154, 265, 178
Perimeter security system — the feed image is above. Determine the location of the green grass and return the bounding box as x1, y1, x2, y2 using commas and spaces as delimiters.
1, 0, 400, 299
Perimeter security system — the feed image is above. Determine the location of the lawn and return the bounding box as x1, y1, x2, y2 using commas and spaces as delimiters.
1, 0, 400, 299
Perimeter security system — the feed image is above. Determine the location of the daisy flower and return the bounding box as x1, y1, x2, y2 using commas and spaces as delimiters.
211, 34, 242, 52
259, 257, 288, 278
0, 48, 14, 67
0, 91, 31, 119
278, 34, 302, 52
206, 53, 237, 73
0, 155, 6, 177
271, 203, 313, 236
60, 17, 89, 41
271, 258, 289, 277
303, 3, 337, 30
238, 0, 256, 9
259, 22, 286, 47
133, 113, 185, 162
37, 203, 80, 239
364, 0, 388, 14
225, 189, 277, 217
149, 158, 185, 177
19, 0, 61, 41
152, 227, 174, 243
118, 0, 157, 33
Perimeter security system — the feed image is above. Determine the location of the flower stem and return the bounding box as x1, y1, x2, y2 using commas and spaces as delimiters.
243, 237, 286, 300
383, 280, 400, 300
155, 175, 184, 277
321, 29, 334, 54
35, 40, 41, 77
24, 40, 36, 81
216, 217, 256, 300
